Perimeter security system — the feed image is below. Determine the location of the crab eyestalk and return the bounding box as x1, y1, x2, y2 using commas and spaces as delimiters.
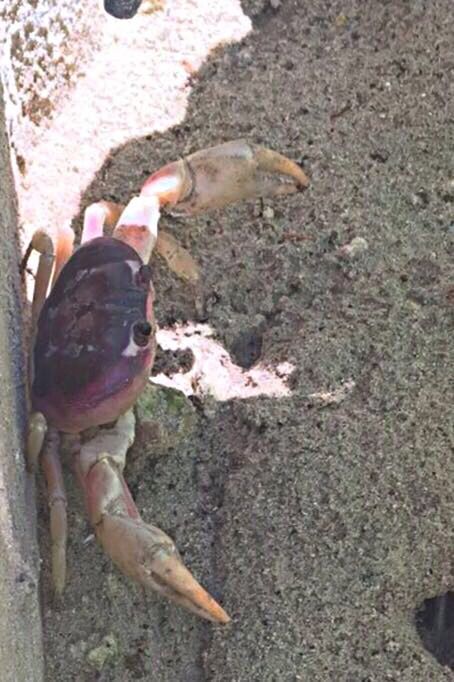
75, 411, 230, 624
141, 138, 309, 215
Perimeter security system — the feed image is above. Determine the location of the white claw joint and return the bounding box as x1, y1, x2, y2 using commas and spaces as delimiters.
141, 139, 309, 216
113, 195, 161, 263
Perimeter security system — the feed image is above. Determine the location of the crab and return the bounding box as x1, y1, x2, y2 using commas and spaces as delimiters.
25, 139, 308, 624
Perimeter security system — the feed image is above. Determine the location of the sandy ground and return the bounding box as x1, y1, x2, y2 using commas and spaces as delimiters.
6, 0, 454, 680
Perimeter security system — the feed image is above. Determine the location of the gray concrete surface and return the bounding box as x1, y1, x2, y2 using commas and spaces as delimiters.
0, 81, 44, 682
1, 0, 454, 681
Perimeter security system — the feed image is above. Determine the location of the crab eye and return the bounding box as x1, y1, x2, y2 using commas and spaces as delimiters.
133, 320, 152, 347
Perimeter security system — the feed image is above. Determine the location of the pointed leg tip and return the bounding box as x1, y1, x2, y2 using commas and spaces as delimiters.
52, 558, 66, 598
53, 582, 65, 599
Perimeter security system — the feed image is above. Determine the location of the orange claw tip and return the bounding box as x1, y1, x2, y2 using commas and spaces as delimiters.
254, 145, 310, 190
147, 552, 231, 625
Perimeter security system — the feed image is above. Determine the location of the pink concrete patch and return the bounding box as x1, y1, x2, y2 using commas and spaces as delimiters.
2, 1, 251, 263
153, 323, 294, 400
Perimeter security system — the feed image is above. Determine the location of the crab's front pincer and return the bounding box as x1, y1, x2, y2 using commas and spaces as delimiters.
141, 139, 309, 215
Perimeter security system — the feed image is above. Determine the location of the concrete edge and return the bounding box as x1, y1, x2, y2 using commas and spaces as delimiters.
0, 80, 44, 682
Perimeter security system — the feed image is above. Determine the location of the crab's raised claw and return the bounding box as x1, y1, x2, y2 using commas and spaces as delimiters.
76, 411, 230, 624
141, 139, 309, 216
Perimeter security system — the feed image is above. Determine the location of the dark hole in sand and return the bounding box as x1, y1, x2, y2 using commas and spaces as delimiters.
230, 328, 263, 369
104, 0, 141, 19
415, 592, 454, 669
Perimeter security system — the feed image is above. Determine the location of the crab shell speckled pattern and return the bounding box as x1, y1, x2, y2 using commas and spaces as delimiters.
32, 236, 156, 433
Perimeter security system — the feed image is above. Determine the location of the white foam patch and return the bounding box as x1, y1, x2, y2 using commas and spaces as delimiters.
152, 323, 294, 400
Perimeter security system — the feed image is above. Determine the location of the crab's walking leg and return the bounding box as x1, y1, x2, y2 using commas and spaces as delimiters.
154, 231, 200, 284
81, 201, 123, 242
52, 225, 75, 285
25, 225, 73, 469
41, 427, 68, 595
75, 411, 230, 624
22, 226, 74, 326
141, 139, 309, 216
26, 412, 47, 471
25, 230, 55, 326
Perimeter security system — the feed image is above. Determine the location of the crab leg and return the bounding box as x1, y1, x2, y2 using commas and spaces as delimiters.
152, 230, 200, 284
141, 139, 309, 216
41, 427, 68, 595
52, 225, 75, 285
81, 201, 123, 243
22, 226, 74, 326
75, 411, 230, 624
24, 230, 55, 327
26, 412, 48, 471
25, 225, 73, 472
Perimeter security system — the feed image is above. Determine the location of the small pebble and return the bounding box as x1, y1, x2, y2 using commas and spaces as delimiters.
238, 49, 253, 67
70, 640, 87, 660
87, 634, 118, 670
337, 237, 368, 259
335, 13, 348, 27
411, 189, 430, 207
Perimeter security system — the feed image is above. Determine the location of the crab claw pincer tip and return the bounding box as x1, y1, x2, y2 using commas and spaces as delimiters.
148, 549, 231, 624
98, 514, 230, 624
141, 139, 308, 216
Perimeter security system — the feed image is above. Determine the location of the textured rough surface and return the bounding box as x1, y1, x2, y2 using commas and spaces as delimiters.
0, 0, 95, 159
0, 82, 44, 682
2, 0, 454, 680
40, 1, 454, 679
